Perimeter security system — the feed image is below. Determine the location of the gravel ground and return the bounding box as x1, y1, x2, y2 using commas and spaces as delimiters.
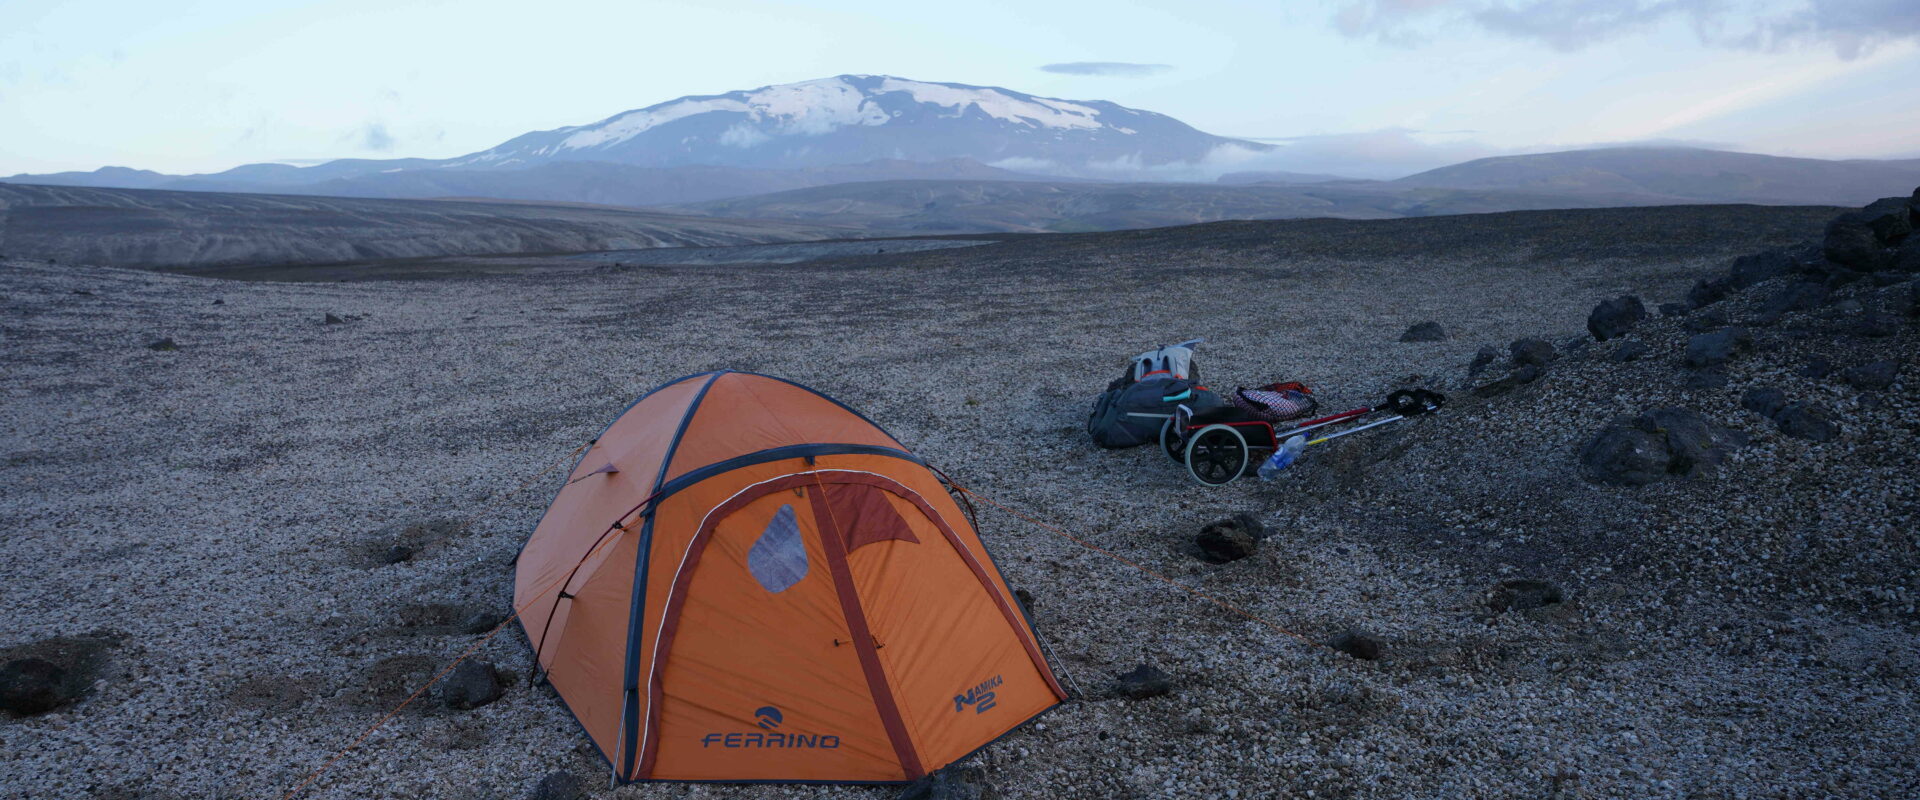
3, 203, 1914, 799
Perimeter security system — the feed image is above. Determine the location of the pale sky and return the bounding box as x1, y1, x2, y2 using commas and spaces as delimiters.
2, 0, 1917, 178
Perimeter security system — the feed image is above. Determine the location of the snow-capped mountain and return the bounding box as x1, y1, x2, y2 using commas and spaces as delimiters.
443, 75, 1262, 174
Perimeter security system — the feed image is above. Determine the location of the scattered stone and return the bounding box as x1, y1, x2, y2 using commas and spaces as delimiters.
1683, 306, 1728, 332
1510, 338, 1556, 367
1587, 295, 1647, 341
1658, 301, 1690, 317
459, 611, 506, 635
1823, 210, 1894, 271
1842, 360, 1899, 391
1399, 321, 1446, 342
323, 313, 346, 325
1486, 579, 1566, 615
382, 544, 414, 565
1472, 363, 1543, 398
1773, 404, 1839, 442
1727, 248, 1797, 288
146, 338, 177, 351
1112, 664, 1173, 700
436, 660, 504, 710
1682, 369, 1728, 390
896, 766, 994, 800
212, 298, 225, 305
1742, 387, 1789, 419
1468, 345, 1499, 376
1801, 355, 1833, 379
1609, 341, 1649, 362
0, 658, 69, 715
1329, 629, 1385, 661
526, 771, 585, 800
1686, 275, 1731, 309
1754, 282, 1829, 324
1683, 327, 1751, 369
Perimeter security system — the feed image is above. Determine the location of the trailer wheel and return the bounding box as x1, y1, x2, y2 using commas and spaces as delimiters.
1184, 424, 1248, 486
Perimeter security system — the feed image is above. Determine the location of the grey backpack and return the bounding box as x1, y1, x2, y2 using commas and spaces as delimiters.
1087, 377, 1224, 449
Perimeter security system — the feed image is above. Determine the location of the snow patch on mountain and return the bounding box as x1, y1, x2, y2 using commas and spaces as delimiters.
875, 77, 1103, 130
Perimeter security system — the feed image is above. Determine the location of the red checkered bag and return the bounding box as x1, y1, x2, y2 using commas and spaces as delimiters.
1231, 382, 1318, 421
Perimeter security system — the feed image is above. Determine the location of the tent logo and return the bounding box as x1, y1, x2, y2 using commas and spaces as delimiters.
953, 675, 1003, 715
700, 706, 841, 750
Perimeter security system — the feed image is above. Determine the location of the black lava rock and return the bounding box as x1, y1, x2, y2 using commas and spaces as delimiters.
1587, 295, 1647, 341
1658, 301, 1690, 317
1842, 360, 1899, 391
459, 611, 507, 636
1683, 306, 1729, 333
1687, 275, 1732, 309
1801, 355, 1834, 379
1824, 212, 1893, 271
1486, 580, 1566, 615
1742, 387, 1789, 419
527, 772, 585, 800
1468, 345, 1499, 376
323, 313, 346, 325
1472, 363, 1544, 398
1329, 629, 1385, 661
146, 338, 177, 351
897, 766, 995, 800
0, 658, 69, 715
1399, 321, 1446, 342
1683, 327, 1751, 369
1579, 424, 1671, 485
1727, 248, 1797, 289
1895, 238, 1920, 273
1774, 404, 1840, 442
436, 660, 504, 710
1640, 407, 1741, 476
1683, 369, 1728, 390
1195, 514, 1264, 564
1579, 408, 1744, 484
1112, 664, 1173, 700
1754, 282, 1830, 324
1510, 338, 1557, 367
382, 544, 414, 565
1859, 197, 1914, 243
1609, 341, 1649, 362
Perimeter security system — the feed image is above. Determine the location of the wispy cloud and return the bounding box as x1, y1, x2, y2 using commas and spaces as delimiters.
1330, 0, 1920, 60
360, 122, 395, 151
1039, 61, 1172, 77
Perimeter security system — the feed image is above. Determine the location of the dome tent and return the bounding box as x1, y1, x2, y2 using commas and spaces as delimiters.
515, 371, 1066, 783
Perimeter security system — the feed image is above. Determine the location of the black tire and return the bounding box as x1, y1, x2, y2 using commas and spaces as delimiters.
1183, 424, 1248, 486
1158, 418, 1186, 462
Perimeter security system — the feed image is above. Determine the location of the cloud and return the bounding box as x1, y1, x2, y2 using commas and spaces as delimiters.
1330, 0, 1920, 59
1039, 61, 1173, 77
360, 122, 395, 151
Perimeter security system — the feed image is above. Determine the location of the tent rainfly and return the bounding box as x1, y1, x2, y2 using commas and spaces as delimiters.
515, 371, 1066, 783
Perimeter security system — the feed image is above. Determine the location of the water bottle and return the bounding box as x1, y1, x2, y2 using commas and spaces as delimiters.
1257, 436, 1307, 480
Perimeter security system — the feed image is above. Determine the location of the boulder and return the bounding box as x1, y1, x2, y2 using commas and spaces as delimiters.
1468, 345, 1499, 376
1112, 664, 1173, 700
1580, 409, 1745, 485
435, 660, 504, 710
1486, 579, 1566, 615
1510, 338, 1556, 367
0, 658, 70, 715
1741, 387, 1789, 419
1727, 248, 1797, 289
1754, 282, 1830, 324
1683, 327, 1751, 369
1858, 197, 1914, 244
1687, 275, 1732, 309
1587, 295, 1647, 341
1195, 512, 1266, 564
1609, 341, 1649, 362
526, 772, 585, 800
1399, 321, 1446, 342
1894, 238, 1920, 273
1842, 360, 1899, 392
1329, 629, 1385, 661
1823, 213, 1892, 271
1773, 405, 1839, 442
1638, 408, 1741, 476
1472, 363, 1543, 398
1683, 306, 1729, 333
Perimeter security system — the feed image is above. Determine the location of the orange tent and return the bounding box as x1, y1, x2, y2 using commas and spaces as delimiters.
515, 371, 1067, 784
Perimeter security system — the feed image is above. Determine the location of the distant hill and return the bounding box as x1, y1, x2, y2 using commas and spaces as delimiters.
0, 183, 854, 269
1394, 147, 1920, 206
